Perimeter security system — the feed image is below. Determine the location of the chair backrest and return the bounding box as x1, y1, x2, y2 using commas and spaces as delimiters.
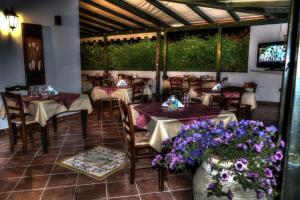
118, 74, 133, 86
5, 85, 28, 95
118, 100, 135, 151
169, 77, 183, 91
188, 77, 202, 90
209, 95, 225, 109
1, 92, 26, 127
132, 81, 145, 104
221, 86, 244, 109
243, 82, 257, 93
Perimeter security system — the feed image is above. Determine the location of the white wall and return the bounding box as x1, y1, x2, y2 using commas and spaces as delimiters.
83, 23, 287, 102
0, 0, 81, 129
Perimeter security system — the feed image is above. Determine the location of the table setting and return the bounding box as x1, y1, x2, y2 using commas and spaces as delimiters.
130, 96, 237, 152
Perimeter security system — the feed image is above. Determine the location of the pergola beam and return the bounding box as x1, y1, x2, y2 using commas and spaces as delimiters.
80, 15, 116, 30
80, 0, 149, 28
79, 7, 131, 30
227, 10, 240, 21
146, 0, 191, 25
187, 4, 213, 23
106, 0, 169, 28
80, 21, 105, 33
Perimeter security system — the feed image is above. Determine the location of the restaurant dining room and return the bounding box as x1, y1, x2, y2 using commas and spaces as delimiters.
0, 0, 299, 200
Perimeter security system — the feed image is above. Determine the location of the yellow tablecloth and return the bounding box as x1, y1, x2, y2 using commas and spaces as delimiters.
131, 105, 237, 152
91, 86, 152, 104
189, 90, 257, 110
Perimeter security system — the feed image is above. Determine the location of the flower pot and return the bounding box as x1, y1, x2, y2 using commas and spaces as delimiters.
193, 160, 265, 200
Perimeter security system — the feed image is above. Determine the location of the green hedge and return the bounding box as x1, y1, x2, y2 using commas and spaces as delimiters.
168, 35, 217, 71
81, 43, 105, 70
221, 33, 249, 72
108, 40, 156, 71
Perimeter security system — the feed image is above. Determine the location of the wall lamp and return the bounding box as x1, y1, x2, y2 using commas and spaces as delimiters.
4, 7, 19, 30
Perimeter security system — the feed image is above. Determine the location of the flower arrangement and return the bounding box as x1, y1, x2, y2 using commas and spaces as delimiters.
152, 120, 285, 199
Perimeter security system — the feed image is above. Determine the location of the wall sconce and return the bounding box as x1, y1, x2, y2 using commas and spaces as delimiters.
4, 7, 19, 30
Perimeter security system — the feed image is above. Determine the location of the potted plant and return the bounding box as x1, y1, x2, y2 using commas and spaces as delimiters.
152, 120, 285, 200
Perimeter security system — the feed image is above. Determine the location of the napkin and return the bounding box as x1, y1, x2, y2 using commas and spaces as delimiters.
212, 83, 224, 92
117, 79, 128, 87
162, 99, 184, 107
47, 85, 58, 95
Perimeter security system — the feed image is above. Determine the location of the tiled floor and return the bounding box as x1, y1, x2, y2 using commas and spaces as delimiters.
0, 112, 193, 200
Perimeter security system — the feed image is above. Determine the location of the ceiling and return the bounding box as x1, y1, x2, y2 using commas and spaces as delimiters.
79, 0, 290, 37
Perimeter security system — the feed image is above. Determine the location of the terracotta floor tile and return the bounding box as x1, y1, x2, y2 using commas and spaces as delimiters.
74, 183, 106, 200
171, 189, 193, 200
0, 167, 26, 179
0, 178, 18, 193
140, 192, 173, 200
136, 178, 167, 194
60, 147, 82, 154
24, 164, 54, 176
0, 151, 14, 158
37, 147, 60, 155
5, 157, 33, 167
47, 173, 77, 188
166, 175, 192, 190
0, 192, 9, 199
107, 181, 138, 197
108, 196, 140, 200
41, 186, 75, 200
77, 174, 105, 185
0, 158, 8, 167
15, 175, 49, 191
8, 190, 43, 200
31, 155, 57, 165
135, 168, 158, 179
52, 164, 74, 174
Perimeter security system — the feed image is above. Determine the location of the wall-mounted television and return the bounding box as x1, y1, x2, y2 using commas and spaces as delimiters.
257, 42, 287, 69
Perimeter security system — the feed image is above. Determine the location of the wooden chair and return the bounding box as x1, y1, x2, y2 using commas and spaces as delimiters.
243, 82, 257, 93
209, 95, 226, 109
188, 77, 202, 90
221, 86, 245, 119
169, 77, 187, 99
132, 81, 145, 104
1, 92, 48, 153
5, 85, 28, 95
118, 100, 154, 183
118, 74, 133, 86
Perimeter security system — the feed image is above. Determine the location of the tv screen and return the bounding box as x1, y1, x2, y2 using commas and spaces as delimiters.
257, 42, 286, 69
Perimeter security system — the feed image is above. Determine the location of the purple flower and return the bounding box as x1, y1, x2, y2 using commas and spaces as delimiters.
221, 170, 230, 182
266, 125, 278, 133
238, 158, 248, 164
237, 143, 247, 151
227, 189, 233, 200
267, 187, 273, 195
264, 168, 273, 178
234, 160, 246, 171
256, 190, 265, 199
247, 172, 259, 180
280, 140, 285, 148
274, 150, 284, 161
207, 183, 216, 190
254, 141, 264, 153
275, 164, 282, 172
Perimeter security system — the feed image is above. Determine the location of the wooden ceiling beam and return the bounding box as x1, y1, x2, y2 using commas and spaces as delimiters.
106, 0, 169, 27
79, 7, 131, 30
227, 10, 240, 21
187, 4, 213, 23
80, 21, 106, 33
80, 15, 117, 30
146, 0, 191, 25
80, 0, 149, 28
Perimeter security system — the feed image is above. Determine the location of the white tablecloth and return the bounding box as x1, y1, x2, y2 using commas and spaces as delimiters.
91, 86, 152, 104
189, 89, 257, 110
131, 104, 237, 152
0, 103, 5, 119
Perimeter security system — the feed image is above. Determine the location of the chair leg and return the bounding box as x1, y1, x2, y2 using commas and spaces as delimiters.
12, 123, 17, 145
8, 126, 14, 152
41, 125, 48, 153
100, 100, 104, 120
158, 166, 167, 191
81, 110, 88, 139
52, 115, 58, 133
21, 125, 27, 153
130, 149, 136, 184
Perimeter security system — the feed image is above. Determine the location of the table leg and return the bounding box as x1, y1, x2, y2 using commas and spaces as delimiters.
41, 125, 48, 153
52, 115, 58, 133
81, 110, 88, 139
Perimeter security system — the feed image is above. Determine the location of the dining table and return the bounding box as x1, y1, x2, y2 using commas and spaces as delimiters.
91, 85, 152, 104
131, 103, 237, 152
189, 89, 257, 110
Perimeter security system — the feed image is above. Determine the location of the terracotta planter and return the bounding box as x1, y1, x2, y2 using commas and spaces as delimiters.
193, 159, 265, 200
